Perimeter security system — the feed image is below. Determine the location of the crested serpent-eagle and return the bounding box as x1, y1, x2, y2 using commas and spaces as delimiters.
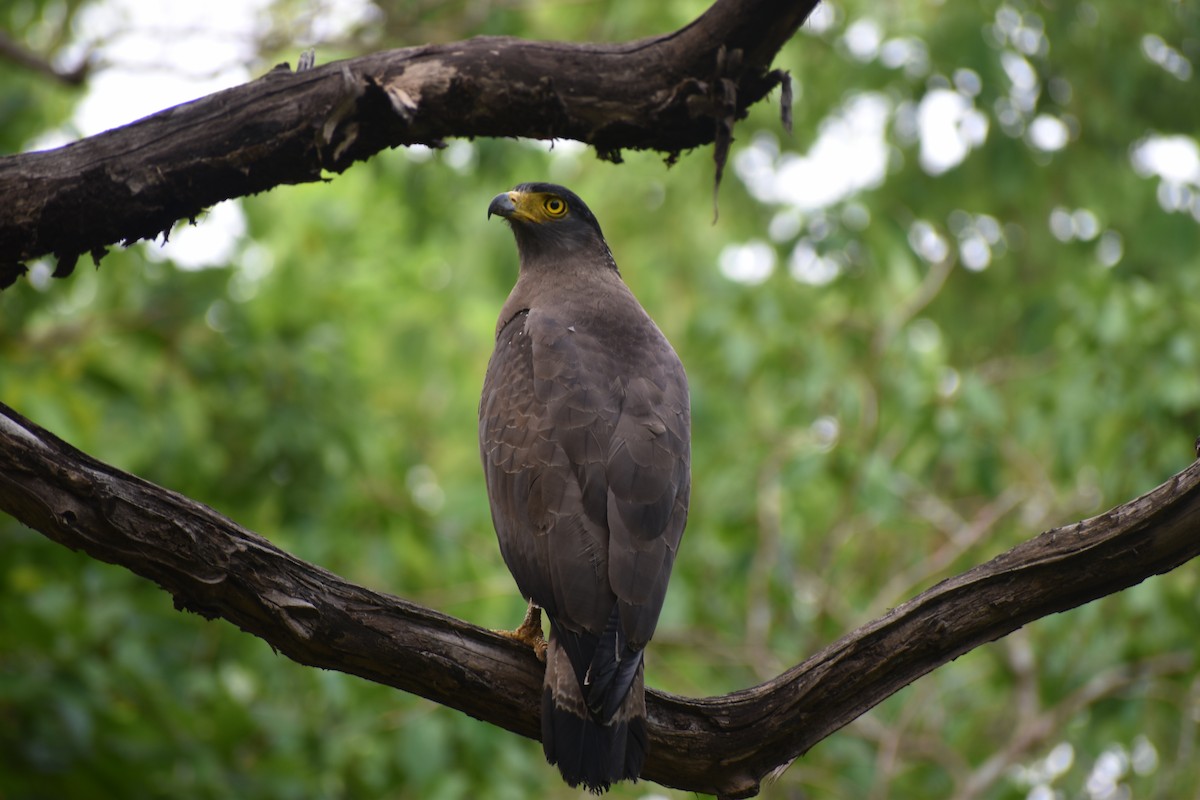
480, 183, 691, 792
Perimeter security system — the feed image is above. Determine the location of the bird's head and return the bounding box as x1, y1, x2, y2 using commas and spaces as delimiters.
488, 183, 614, 268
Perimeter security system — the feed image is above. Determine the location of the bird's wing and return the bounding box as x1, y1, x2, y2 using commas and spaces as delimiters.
480, 308, 616, 631
480, 305, 690, 715
605, 365, 691, 647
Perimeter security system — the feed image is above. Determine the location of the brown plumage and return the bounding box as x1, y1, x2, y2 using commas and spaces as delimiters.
481, 183, 690, 793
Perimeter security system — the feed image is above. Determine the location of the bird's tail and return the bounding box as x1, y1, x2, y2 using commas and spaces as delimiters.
541, 631, 647, 794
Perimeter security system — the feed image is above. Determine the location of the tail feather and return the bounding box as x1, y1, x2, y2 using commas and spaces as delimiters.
583, 607, 644, 721
542, 632, 647, 793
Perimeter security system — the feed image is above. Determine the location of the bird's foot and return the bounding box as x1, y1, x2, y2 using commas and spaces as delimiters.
494, 602, 547, 662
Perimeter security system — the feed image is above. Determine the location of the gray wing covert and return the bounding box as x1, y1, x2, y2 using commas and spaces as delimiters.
480, 309, 618, 631
604, 341, 691, 648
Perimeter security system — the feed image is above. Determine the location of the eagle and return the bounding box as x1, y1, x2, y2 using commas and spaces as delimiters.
480, 182, 691, 792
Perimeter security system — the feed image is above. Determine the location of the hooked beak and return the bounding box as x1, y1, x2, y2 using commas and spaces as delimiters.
487, 192, 518, 220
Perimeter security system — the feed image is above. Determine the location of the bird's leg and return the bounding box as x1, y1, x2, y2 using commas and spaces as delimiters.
494, 601, 547, 662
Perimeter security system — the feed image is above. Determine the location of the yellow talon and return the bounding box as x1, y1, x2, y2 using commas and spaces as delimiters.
494, 602, 547, 662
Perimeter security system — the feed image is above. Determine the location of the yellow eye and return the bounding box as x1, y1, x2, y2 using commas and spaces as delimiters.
543, 197, 567, 217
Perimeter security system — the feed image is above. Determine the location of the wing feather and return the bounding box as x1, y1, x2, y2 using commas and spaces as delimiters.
480, 301, 689, 714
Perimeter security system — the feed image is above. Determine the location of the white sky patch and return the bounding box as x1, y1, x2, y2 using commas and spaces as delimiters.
843, 18, 882, 62
780, 94, 889, 208
879, 36, 929, 77
804, 2, 837, 35
718, 241, 776, 285
1000, 51, 1040, 113
736, 84, 994, 211
441, 139, 476, 172
405, 143, 436, 163
917, 88, 989, 175
1028, 114, 1069, 152
1131, 134, 1200, 219
148, 201, 247, 270
736, 93, 890, 213
768, 209, 803, 242
522, 138, 588, 157
788, 241, 839, 285
958, 234, 991, 271
1131, 135, 1200, 184
547, 139, 588, 157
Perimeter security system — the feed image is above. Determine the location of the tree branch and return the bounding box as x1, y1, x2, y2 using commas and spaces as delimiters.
0, 0, 817, 287
3, 401, 1199, 798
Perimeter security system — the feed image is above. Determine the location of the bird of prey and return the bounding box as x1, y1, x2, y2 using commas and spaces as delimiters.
481, 183, 691, 792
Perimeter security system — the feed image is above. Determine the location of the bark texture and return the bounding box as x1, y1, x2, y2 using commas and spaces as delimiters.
0, 0, 818, 287
3, 401, 1199, 798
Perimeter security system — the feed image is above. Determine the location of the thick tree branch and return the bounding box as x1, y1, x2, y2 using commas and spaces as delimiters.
0, 0, 817, 287
3, 401, 1199, 798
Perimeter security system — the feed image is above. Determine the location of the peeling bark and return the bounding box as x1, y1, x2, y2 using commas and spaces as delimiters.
3, 401, 1199, 798
0, 0, 818, 287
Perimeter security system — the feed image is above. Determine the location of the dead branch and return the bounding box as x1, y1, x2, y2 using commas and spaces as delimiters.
3, 401, 1198, 798
0, 0, 817, 287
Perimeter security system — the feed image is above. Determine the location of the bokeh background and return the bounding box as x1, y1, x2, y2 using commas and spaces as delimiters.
3, 1, 1200, 797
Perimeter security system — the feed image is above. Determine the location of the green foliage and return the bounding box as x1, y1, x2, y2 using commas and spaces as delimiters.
3, 0, 1200, 798
0, 0, 88, 152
